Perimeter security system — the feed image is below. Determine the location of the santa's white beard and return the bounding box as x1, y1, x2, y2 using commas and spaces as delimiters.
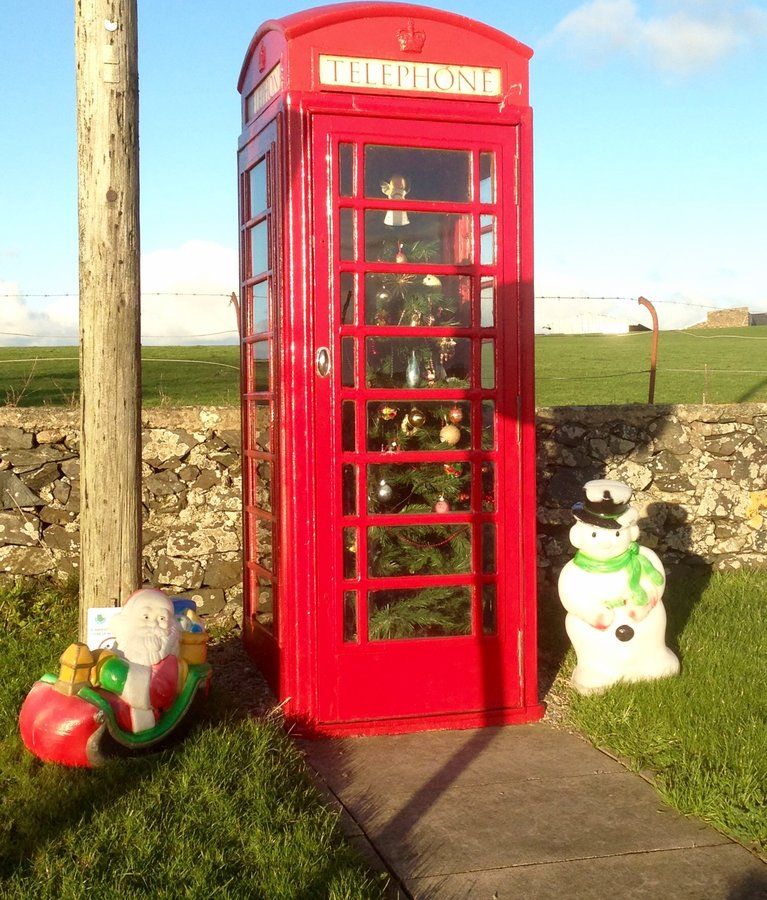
114, 623, 180, 666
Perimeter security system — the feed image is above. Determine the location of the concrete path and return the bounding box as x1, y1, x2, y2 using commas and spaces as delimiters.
302, 724, 767, 899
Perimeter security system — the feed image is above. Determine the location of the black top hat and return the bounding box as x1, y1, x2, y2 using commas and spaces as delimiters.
572, 479, 633, 529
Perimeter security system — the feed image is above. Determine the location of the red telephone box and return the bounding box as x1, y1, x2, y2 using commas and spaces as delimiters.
237, 2, 543, 735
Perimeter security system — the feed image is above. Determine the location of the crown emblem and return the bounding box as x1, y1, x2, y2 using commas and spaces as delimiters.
397, 19, 426, 53
258, 42, 267, 72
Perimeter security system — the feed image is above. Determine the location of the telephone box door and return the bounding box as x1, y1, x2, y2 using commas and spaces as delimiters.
313, 114, 524, 726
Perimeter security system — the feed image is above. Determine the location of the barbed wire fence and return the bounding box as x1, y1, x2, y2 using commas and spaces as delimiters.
2, 291, 767, 405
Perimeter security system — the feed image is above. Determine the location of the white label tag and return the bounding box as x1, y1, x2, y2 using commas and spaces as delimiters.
86, 606, 122, 651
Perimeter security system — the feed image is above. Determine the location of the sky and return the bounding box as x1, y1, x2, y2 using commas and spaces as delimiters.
1, 0, 766, 343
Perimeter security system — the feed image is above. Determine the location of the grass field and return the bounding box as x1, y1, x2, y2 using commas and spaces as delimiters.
0, 326, 766, 407
0, 580, 385, 899
560, 569, 767, 857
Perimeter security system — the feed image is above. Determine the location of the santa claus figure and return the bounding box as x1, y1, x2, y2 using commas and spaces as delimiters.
94, 588, 185, 733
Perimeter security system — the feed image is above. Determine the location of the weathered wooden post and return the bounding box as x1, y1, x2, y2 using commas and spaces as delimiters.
75, 0, 142, 638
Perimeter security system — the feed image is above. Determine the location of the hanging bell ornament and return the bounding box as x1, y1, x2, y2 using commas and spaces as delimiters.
440, 424, 461, 446
377, 479, 393, 501
409, 407, 426, 428
395, 241, 408, 264
380, 404, 398, 421
434, 496, 450, 514
448, 405, 464, 425
381, 175, 410, 227
406, 351, 420, 387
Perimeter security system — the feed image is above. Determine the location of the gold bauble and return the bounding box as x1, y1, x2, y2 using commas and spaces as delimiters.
439, 424, 461, 446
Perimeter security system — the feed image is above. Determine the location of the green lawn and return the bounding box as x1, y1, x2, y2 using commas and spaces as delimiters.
1, 326, 766, 407
558, 569, 767, 857
0, 580, 385, 899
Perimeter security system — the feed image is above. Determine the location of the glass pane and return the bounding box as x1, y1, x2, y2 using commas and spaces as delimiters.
253, 459, 272, 512
251, 280, 269, 334
249, 219, 269, 277
249, 401, 271, 452
255, 576, 274, 633
367, 401, 471, 452
252, 341, 270, 392
365, 212, 472, 265
340, 208, 355, 260
343, 528, 358, 579
368, 586, 472, 641
342, 464, 358, 515
344, 591, 358, 643
365, 146, 471, 203
366, 337, 471, 388
249, 161, 267, 217
342, 401, 356, 452
480, 278, 494, 328
341, 337, 356, 387
482, 584, 497, 635
252, 516, 273, 572
481, 400, 494, 450
365, 273, 471, 327
482, 523, 496, 573
481, 340, 495, 389
482, 462, 495, 512
479, 153, 495, 204
367, 525, 471, 577
480, 215, 496, 265
339, 271, 355, 325
339, 143, 354, 197
367, 462, 472, 514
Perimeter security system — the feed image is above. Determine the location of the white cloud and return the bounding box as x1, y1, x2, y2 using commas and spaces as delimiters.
0, 282, 76, 345
0, 241, 239, 346
140, 240, 238, 345
548, 0, 767, 74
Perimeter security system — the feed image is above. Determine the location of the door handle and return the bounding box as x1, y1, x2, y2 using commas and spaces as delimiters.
316, 347, 331, 378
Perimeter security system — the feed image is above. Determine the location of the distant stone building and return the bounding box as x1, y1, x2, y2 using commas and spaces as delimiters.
694, 307, 751, 329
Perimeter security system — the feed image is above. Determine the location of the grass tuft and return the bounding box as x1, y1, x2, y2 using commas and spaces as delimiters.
0, 579, 386, 899
561, 569, 767, 855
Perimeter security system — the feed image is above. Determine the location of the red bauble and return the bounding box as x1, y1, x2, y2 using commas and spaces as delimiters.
448, 405, 463, 425
434, 497, 450, 513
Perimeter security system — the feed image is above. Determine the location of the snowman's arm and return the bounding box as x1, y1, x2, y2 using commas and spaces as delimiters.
558, 564, 616, 627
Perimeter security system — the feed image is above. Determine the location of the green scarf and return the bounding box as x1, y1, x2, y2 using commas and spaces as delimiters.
573, 542, 663, 607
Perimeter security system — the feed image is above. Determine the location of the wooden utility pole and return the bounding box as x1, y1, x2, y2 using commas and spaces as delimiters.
75, 0, 142, 638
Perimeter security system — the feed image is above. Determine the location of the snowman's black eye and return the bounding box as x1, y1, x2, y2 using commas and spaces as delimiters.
591, 532, 596, 538
615, 531, 620, 537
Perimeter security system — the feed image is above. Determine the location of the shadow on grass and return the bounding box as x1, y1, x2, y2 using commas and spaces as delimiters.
641, 502, 712, 659
1, 630, 277, 882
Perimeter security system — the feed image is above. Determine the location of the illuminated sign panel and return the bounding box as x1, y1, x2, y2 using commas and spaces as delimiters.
245, 65, 282, 121
319, 55, 502, 98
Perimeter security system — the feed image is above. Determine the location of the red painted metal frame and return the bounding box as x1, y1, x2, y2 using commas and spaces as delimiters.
237, 4, 543, 735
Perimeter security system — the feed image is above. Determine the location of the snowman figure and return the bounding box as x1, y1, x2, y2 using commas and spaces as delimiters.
558, 479, 680, 694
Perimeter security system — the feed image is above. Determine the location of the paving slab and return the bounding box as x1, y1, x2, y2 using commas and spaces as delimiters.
301, 723, 767, 899
408, 845, 767, 900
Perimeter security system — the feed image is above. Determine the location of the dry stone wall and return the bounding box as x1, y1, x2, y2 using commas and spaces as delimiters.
0, 408, 242, 617
537, 403, 767, 596
1, 403, 766, 613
